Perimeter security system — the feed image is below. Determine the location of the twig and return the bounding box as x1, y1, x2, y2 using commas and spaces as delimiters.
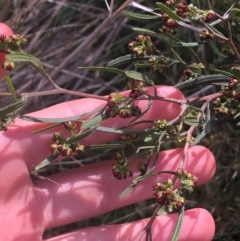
135, 205, 161, 241
179, 101, 209, 168
226, 20, 240, 62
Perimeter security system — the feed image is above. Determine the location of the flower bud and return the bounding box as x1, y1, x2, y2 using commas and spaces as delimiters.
204, 10, 216, 23
3, 61, 15, 71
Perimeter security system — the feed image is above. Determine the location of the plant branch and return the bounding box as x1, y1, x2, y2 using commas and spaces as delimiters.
226, 20, 240, 62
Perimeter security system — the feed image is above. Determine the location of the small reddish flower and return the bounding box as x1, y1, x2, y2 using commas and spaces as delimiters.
203, 10, 216, 23
63, 121, 76, 131
3, 61, 15, 71
199, 30, 214, 42
176, 2, 190, 18
73, 144, 85, 154
165, 18, 179, 28
118, 106, 132, 118
228, 78, 238, 89
112, 164, 133, 180
131, 105, 141, 117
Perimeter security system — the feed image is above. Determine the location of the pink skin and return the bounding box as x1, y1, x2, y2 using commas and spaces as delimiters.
0, 23, 13, 78
0, 86, 216, 241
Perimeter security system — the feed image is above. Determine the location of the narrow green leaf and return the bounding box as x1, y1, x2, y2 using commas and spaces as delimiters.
32, 123, 62, 134
5, 72, 18, 103
81, 114, 107, 130
175, 74, 230, 90
174, 42, 199, 47
107, 54, 158, 67
107, 54, 137, 67
35, 155, 56, 171
6, 52, 42, 67
123, 11, 160, 21
65, 126, 98, 144
0, 97, 27, 119
135, 63, 153, 68
183, 116, 200, 127
78, 66, 124, 75
192, 0, 200, 8
231, 8, 240, 17
20, 106, 104, 123
157, 205, 175, 216
119, 172, 153, 198
119, 177, 142, 198
213, 69, 233, 78
156, 2, 190, 23
124, 70, 155, 85
87, 143, 123, 149
170, 207, 185, 241
187, 65, 202, 75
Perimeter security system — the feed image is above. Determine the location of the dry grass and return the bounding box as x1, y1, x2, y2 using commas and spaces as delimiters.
1, 0, 149, 112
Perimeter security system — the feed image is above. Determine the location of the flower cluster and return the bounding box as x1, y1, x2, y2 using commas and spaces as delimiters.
161, 13, 179, 34
0, 33, 27, 53
176, 2, 190, 18
182, 63, 205, 80
154, 119, 195, 145
128, 79, 144, 99
118, 105, 141, 118
49, 121, 85, 158
0, 115, 10, 131
148, 56, 168, 73
112, 152, 133, 180
177, 168, 198, 192
160, 1, 216, 35
0, 34, 27, 71
128, 35, 157, 57
153, 179, 186, 209
199, 30, 214, 42
153, 169, 197, 209
213, 77, 240, 117
105, 91, 142, 118
154, 119, 179, 139
223, 77, 240, 100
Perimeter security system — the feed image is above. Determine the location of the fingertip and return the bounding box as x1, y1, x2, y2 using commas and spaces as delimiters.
44, 208, 215, 241
186, 145, 216, 185
152, 208, 215, 241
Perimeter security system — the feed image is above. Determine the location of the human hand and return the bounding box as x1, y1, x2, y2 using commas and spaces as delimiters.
0, 86, 216, 241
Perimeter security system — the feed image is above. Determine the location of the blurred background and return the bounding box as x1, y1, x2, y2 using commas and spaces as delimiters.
0, 0, 239, 240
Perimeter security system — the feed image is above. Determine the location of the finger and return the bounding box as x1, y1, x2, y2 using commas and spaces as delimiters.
35, 145, 215, 229
44, 208, 215, 241
3, 85, 185, 168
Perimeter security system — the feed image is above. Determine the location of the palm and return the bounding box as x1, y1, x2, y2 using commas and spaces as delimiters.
0, 86, 216, 241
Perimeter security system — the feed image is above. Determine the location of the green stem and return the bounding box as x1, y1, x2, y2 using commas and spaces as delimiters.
170, 206, 185, 241
170, 47, 187, 66
30, 62, 60, 89
5, 72, 18, 103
